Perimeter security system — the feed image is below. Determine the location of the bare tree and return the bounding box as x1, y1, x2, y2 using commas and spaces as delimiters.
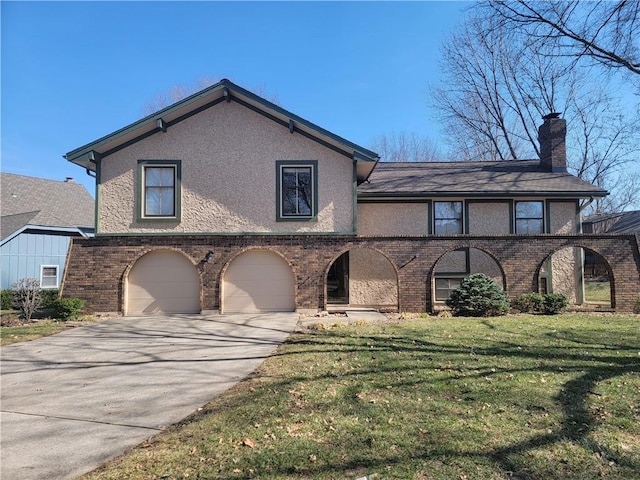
484, 1, 640, 76
141, 76, 280, 116
12, 278, 42, 321
370, 131, 442, 162
432, 11, 639, 212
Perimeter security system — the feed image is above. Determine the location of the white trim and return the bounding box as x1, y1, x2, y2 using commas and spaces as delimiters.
40, 265, 59, 289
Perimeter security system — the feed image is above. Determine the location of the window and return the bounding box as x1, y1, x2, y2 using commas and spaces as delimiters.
515, 201, 544, 234
434, 201, 463, 234
435, 277, 462, 301
276, 160, 318, 221
40, 265, 59, 289
137, 160, 181, 222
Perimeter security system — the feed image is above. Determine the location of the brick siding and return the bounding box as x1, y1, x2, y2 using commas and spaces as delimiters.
61, 234, 640, 314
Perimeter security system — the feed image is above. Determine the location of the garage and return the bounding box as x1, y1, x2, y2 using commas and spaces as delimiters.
223, 250, 295, 313
127, 250, 200, 315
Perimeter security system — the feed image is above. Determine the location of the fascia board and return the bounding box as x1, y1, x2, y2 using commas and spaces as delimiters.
1, 225, 87, 246
65, 79, 380, 171
357, 190, 609, 199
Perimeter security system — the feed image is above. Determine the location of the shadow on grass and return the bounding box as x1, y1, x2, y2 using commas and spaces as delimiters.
235, 321, 640, 479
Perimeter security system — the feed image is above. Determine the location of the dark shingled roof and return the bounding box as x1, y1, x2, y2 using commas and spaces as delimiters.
357, 160, 608, 198
1, 173, 94, 241
583, 210, 640, 234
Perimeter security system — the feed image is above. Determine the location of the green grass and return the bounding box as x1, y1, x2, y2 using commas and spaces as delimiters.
0, 318, 73, 345
584, 281, 611, 303
79, 314, 639, 479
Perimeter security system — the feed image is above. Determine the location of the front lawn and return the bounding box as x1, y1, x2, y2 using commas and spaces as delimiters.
0, 319, 73, 346
584, 281, 611, 303
82, 313, 639, 479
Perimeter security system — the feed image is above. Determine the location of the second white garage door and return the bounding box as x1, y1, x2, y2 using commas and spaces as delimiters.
223, 250, 295, 313
127, 250, 200, 315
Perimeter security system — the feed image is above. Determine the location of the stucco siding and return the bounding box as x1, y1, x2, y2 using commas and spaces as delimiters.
357, 203, 429, 236
548, 202, 581, 303
435, 249, 467, 273
98, 101, 354, 234
551, 247, 580, 303
467, 202, 510, 234
549, 201, 577, 233
349, 248, 397, 306
470, 249, 503, 285
435, 248, 502, 285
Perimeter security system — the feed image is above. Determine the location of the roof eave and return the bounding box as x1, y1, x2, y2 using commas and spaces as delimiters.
357, 190, 609, 199
65, 79, 379, 175
1, 224, 90, 246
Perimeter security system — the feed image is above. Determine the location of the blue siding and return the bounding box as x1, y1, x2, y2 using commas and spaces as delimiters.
0, 232, 72, 290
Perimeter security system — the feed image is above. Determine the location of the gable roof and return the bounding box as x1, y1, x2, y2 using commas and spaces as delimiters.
583, 210, 640, 234
65, 79, 380, 183
357, 160, 608, 199
1, 173, 95, 241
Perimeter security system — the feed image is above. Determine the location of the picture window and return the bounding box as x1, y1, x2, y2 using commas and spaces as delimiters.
276, 160, 318, 221
434, 201, 463, 234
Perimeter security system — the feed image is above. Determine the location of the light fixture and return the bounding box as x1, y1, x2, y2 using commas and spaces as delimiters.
204, 251, 214, 263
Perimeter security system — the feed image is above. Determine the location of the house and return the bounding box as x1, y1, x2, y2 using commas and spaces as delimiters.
1, 174, 95, 290
61, 79, 640, 315
583, 211, 640, 235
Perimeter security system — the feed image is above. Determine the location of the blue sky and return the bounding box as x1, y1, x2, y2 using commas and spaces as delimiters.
2, 1, 470, 196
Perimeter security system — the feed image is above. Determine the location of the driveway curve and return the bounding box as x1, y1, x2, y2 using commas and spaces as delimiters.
1, 313, 299, 480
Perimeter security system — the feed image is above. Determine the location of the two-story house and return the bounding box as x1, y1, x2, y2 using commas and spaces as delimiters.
61, 79, 640, 315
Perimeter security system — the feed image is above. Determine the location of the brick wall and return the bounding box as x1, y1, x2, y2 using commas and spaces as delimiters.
61, 234, 640, 314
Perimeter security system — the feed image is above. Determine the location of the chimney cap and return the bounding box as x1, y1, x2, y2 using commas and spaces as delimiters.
64, 177, 74, 182
543, 112, 562, 120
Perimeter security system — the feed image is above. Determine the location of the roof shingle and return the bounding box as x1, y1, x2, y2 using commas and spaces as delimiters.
1, 173, 94, 240
358, 160, 608, 198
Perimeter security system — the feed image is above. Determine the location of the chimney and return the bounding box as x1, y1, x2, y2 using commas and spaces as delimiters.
538, 112, 566, 173
65, 177, 74, 183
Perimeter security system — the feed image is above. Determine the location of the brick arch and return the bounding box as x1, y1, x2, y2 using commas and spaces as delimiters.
534, 244, 616, 308
323, 245, 399, 311
428, 245, 507, 311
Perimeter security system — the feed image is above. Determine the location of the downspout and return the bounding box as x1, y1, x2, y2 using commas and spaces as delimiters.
577, 196, 595, 234
88, 152, 101, 234
575, 196, 595, 305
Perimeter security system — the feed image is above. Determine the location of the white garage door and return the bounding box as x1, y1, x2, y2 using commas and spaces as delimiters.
127, 250, 200, 315
223, 250, 295, 313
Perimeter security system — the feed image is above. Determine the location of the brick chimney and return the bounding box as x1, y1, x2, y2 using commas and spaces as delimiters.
538, 112, 567, 173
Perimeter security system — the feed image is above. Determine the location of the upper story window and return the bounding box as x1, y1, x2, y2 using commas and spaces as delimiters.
434, 201, 463, 234
40, 265, 59, 289
276, 160, 318, 221
515, 201, 544, 234
137, 160, 181, 222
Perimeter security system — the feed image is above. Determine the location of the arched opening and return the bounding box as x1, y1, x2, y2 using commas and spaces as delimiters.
432, 247, 504, 306
326, 248, 398, 311
539, 247, 613, 308
222, 249, 295, 313
583, 249, 613, 306
126, 249, 200, 315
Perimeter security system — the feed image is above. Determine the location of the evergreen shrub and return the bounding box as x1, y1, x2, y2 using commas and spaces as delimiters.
446, 273, 509, 317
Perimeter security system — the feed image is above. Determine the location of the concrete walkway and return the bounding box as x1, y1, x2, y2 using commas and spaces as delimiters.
0, 313, 299, 480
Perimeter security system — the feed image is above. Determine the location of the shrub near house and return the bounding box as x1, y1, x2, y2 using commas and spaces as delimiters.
61, 80, 640, 315
446, 273, 510, 317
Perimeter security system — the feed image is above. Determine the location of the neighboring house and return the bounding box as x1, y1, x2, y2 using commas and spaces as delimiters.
61, 79, 640, 315
0, 174, 95, 290
583, 211, 640, 235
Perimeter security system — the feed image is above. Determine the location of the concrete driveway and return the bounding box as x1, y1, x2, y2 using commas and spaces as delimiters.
0, 313, 299, 480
